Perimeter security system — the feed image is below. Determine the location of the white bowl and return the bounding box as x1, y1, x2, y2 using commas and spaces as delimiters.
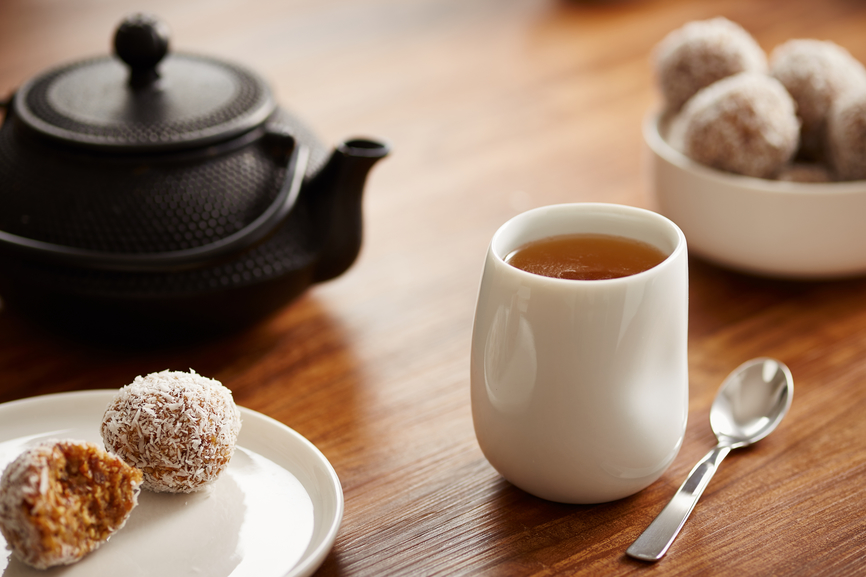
644, 113, 866, 279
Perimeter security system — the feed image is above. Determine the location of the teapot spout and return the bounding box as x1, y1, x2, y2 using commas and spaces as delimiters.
311, 138, 389, 282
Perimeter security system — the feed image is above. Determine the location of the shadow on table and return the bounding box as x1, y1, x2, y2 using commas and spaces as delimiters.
471, 474, 660, 571
0, 292, 362, 407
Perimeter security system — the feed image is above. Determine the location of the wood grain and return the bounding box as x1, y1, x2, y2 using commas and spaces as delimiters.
2, 0, 866, 574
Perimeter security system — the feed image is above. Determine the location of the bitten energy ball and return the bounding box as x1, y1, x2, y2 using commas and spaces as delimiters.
827, 90, 866, 180
770, 39, 866, 160
101, 370, 242, 493
0, 440, 143, 569
654, 17, 767, 113
669, 72, 800, 178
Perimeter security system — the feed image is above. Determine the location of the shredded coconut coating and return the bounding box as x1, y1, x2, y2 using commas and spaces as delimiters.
654, 17, 767, 113
669, 72, 800, 178
101, 370, 242, 493
0, 439, 143, 569
770, 39, 866, 160
827, 89, 866, 180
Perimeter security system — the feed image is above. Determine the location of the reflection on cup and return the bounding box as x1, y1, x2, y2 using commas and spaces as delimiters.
470, 203, 689, 504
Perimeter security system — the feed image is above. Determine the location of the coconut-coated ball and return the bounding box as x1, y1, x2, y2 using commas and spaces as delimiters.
654, 17, 767, 113
669, 72, 800, 178
770, 39, 866, 160
101, 370, 242, 493
827, 89, 866, 180
0, 440, 142, 569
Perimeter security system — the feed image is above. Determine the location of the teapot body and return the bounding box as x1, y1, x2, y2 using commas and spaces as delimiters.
0, 14, 389, 343
0, 105, 383, 343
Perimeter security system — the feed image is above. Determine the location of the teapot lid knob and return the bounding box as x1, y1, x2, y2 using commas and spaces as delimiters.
113, 13, 170, 87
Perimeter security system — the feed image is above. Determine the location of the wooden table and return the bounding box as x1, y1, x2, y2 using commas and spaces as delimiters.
2, 0, 866, 574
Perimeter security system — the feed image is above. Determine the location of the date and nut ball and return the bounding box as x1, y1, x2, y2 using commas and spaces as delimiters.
668, 72, 800, 178
0, 440, 143, 569
101, 369, 242, 493
827, 90, 866, 180
770, 39, 866, 160
654, 17, 767, 113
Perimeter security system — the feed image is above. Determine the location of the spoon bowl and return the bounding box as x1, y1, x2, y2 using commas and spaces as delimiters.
711, 358, 793, 448
626, 358, 794, 561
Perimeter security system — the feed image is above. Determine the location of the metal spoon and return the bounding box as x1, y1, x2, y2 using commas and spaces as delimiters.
626, 357, 794, 562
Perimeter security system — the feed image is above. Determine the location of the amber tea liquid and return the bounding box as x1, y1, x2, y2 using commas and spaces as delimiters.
504, 233, 667, 280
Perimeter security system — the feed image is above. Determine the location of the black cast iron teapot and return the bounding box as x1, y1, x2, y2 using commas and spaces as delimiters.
0, 14, 389, 342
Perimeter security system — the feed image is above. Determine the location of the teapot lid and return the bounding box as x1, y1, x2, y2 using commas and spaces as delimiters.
12, 14, 275, 152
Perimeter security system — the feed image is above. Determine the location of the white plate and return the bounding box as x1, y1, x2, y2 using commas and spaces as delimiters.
0, 390, 343, 577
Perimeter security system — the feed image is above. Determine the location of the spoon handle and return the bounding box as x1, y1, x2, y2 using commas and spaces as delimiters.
626, 444, 732, 562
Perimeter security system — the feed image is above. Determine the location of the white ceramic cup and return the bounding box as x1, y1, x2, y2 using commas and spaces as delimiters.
470, 203, 688, 504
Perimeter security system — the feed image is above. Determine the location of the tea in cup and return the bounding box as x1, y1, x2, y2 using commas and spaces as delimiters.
504, 232, 668, 280
470, 203, 688, 504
